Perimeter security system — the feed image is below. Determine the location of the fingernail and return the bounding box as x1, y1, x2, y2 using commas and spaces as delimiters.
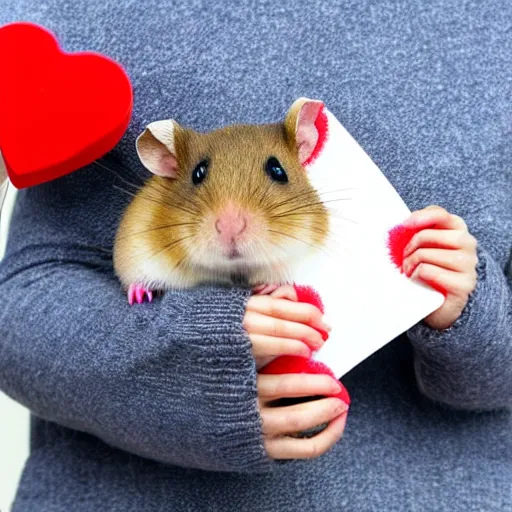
331, 380, 343, 394
318, 329, 329, 342
314, 336, 326, 349
300, 346, 312, 358
321, 319, 332, 332
335, 400, 349, 415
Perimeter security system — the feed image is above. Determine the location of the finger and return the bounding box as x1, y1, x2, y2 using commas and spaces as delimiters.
252, 284, 267, 294
403, 228, 477, 258
411, 263, 477, 296
250, 334, 312, 359
252, 284, 279, 295
270, 285, 298, 301
264, 412, 347, 460
261, 397, 347, 437
257, 373, 343, 400
403, 206, 467, 231
255, 356, 277, 371
246, 295, 330, 332
244, 312, 325, 349
403, 248, 478, 276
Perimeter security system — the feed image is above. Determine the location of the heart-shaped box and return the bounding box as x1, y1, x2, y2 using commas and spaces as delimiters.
0, 22, 133, 188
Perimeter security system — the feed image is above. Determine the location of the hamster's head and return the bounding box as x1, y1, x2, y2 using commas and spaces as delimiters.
134, 97, 330, 284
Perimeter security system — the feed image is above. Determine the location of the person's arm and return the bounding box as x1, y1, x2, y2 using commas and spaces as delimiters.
0, 163, 271, 472
406, 204, 512, 412
0, 263, 271, 471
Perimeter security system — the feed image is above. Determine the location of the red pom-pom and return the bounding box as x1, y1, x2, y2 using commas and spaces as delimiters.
261, 355, 350, 405
387, 223, 423, 270
294, 284, 325, 314
293, 284, 328, 341
387, 223, 448, 296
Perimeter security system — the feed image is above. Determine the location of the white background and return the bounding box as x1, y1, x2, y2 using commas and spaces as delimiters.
0, 186, 29, 512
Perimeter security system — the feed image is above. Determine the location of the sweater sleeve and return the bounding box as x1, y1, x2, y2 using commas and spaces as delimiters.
407, 198, 512, 412
0, 163, 272, 473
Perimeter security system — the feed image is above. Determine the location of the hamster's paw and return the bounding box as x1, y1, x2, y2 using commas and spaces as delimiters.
127, 283, 154, 305
252, 284, 279, 295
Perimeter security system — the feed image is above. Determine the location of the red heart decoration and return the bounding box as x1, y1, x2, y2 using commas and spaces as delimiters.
0, 22, 133, 189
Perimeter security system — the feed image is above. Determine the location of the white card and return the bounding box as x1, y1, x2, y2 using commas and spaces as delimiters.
292, 109, 445, 378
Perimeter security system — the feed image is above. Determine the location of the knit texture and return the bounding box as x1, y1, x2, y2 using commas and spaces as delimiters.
1, 1, 511, 511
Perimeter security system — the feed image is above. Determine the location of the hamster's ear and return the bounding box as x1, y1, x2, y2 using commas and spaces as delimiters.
136, 120, 179, 177
284, 98, 326, 166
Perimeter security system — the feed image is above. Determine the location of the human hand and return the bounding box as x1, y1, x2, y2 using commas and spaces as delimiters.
243, 285, 330, 370
244, 285, 347, 459
257, 372, 348, 459
402, 205, 478, 330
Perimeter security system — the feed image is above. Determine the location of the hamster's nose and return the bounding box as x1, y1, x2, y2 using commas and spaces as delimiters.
215, 213, 247, 241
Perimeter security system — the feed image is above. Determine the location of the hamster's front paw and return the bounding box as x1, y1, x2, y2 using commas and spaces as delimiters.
127, 283, 154, 305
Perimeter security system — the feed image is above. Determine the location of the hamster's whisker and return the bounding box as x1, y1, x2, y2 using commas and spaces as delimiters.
272, 197, 353, 216
270, 190, 318, 211
117, 186, 166, 203
273, 221, 346, 257
112, 185, 189, 215
270, 187, 355, 212
271, 198, 358, 224
315, 186, 356, 197
115, 222, 199, 241
319, 197, 354, 206
172, 255, 189, 271
146, 235, 195, 263
271, 233, 342, 261
275, 220, 333, 239
93, 160, 145, 191
111, 184, 141, 201
113, 185, 139, 197
267, 229, 327, 254
273, 210, 359, 225
149, 180, 201, 215
170, 203, 200, 218
144, 192, 199, 217
114, 189, 178, 212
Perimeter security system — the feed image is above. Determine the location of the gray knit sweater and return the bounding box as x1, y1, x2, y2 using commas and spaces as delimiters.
0, 1, 511, 511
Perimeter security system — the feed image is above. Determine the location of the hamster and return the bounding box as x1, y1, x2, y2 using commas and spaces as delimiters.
113, 97, 330, 303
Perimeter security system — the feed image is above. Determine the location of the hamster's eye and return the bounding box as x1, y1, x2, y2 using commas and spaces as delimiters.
265, 157, 288, 184
192, 160, 208, 185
